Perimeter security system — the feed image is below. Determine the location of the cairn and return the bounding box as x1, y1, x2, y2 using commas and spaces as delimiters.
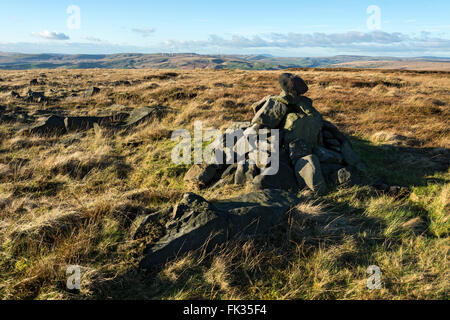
184, 73, 365, 195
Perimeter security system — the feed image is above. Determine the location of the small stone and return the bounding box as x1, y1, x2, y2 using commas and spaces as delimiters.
84, 86, 100, 97
295, 155, 327, 195
234, 164, 247, 185
184, 164, 218, 189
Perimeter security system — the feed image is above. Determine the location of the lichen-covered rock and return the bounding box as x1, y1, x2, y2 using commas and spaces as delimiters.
283, 112, 322, 147
278, 73, 309, 96
251, 98, 288, 129
139, 190, 299, 268
295, 155, 327, 195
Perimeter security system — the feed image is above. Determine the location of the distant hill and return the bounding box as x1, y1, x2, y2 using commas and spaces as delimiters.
0, 52, 449, 71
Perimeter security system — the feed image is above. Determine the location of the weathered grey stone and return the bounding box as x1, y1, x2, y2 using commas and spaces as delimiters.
283, 112, 322, 147
251, 95, 272, 114
252, 160, 299, 192
84, 86, 100, 97
26, 89, 46, 103
295, 155, 327, 195
124, 106, 170, 127
64, 116, 104, 131
322, 120, 348, 144
288, 139, 313, 165
337, 167, 353, 185
245, 163, 259, 182
27, 115, 66, 136
278, 73, 308, 96
313, 146, 343, 164
140, 193, 228, 268
184, 164, 219, 189
10, 91, 20, 99
341, 141, 361, 166
221, 164, 237, 179
251, 98, 288, 129
215, 189, 300, 237
139, 190, 300, 268
234, 164, 247, 186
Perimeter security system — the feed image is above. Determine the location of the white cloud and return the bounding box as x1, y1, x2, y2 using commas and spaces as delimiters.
32, 30, 70, 41
83, 36, 103, 43
132, 28, 156, 37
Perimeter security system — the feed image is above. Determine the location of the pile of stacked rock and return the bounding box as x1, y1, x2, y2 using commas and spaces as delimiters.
184, 73, 365, 195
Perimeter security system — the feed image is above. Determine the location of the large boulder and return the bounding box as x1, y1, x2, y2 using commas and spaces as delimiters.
251, 98, 288, 129
139, 193, 229, 269
139, 190, 299, 268
64, 116, 104, 131
283, 112, 322, 147
215, 189, 300, 237
295, 155, 327, 195
27, 115, 66, 136
252, 160, 299, 192
278, 73, 308, 96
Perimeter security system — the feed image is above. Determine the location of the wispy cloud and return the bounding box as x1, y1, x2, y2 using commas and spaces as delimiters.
162, 31, 450, 52
31, 30, 70, 41
83, 36, 103, 43
132, 28, 156, 37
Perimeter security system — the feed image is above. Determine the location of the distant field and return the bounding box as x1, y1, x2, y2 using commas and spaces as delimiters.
0, 68, 448, 300
1, 52, 450, 71
333, 60, 450, 71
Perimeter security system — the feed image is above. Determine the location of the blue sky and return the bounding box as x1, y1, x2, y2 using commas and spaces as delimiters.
1, 0, 450, 56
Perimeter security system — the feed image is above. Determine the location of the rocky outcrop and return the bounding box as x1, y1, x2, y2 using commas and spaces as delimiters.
183, 73, 366, 194
139, 189, 299, 269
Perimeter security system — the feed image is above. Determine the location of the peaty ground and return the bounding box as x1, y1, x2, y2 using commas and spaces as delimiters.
0, 68, 448, 300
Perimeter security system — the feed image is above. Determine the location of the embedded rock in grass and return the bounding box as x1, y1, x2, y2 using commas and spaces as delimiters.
27, 115, 66, 136
26, 89, 46, 103
124, 106, 171, 127
84, 86, 100, 97
139, 190, 299, 269
184, 164, 220, 189
139, 193, 229, 269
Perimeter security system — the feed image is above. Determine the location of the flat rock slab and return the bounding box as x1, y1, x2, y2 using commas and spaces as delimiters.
139, 190, 299, 269
27, 115, 66, 136
124, 106, 171, 127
